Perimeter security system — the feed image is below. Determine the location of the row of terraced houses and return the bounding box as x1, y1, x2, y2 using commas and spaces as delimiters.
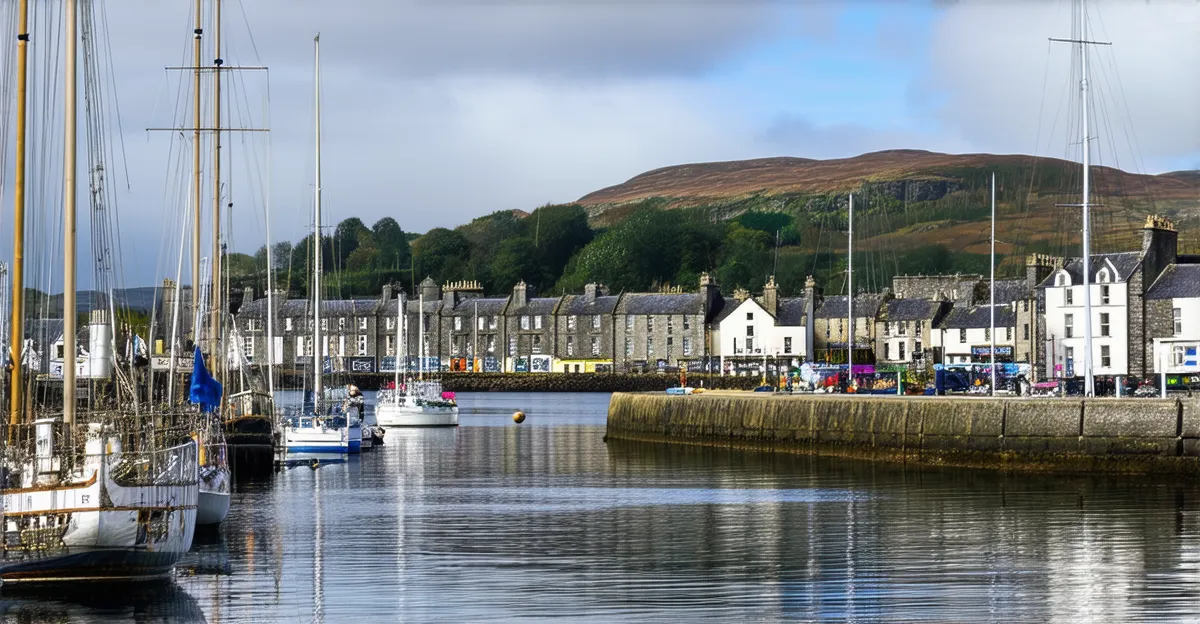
189, 215, 1197, 383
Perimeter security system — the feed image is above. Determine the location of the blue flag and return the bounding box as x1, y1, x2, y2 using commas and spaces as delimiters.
188, 346, 223, 412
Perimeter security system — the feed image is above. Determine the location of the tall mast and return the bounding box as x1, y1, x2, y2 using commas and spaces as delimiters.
191, 0, 202, 333
418, 292, 425, 382
990, 172, 996, 396
1079, 1, 1094, 398
472, 300, 478, 373
394, 292, 403, 400
63, 0, 79, 429
847, 193, 854, 375
311, 33, 323, 408
8, 0, 29, 424
211, 0, 224, 368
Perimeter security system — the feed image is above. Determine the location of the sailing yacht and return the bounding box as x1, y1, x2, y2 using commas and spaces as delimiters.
376, 292, 459, 427
1, 0, 197, 582
283, 33, 351, 459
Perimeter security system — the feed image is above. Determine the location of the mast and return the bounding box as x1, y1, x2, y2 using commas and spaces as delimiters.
1079, 1, 1094, 398
311, 33, 323, 409
473, 300, 478, 373
990, 172, 997, 396
394, 292, 403, 401
418, 292, 425, 382
8, 0, 28, 424
847, 193, 854, 378
191, 0, 202, 332
63, 0, 79, 429
210, 0, 225, 383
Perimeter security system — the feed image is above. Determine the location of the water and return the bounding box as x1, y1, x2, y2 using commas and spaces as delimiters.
6, 392, 1200, 622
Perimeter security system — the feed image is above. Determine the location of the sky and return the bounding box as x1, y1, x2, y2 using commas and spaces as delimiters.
0, 0, 1197, 289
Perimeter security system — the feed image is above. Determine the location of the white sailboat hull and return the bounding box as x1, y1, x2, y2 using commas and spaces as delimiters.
376, 402, 459, 427
196, 490, 230, 526
284, 423, 348, 456
0, 440, 199, 584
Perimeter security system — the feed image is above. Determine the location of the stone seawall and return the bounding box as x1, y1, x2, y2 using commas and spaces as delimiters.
270, 370, 759, 393
605, 393, 1200, 474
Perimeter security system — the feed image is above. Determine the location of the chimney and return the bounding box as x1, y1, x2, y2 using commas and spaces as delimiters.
243, 286, 254, 306
1141, 214, 1178, 288
1025, 253, 1057, 289
382, 283, 393, 304
804, 275, 817, 361
699, 272, 720, 319
512, 280, 528, 308
763, 275, 778, 316
420, 276, 440, 302
584, 283, 598, 302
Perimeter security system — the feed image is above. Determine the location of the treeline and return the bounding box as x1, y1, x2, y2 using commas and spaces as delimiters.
225, 201, 996, 301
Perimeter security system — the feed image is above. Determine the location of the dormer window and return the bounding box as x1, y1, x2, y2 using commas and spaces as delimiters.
1056, 273, 1068, 287
1097, 268, 1110, 284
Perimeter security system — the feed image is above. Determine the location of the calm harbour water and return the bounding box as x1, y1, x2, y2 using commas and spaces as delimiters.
5, 391, 1200, 622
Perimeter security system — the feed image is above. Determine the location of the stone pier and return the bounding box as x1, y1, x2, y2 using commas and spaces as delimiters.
605, 392, 1200, 474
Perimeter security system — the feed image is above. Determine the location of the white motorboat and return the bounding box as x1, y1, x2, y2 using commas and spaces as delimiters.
376, 382, 459, 427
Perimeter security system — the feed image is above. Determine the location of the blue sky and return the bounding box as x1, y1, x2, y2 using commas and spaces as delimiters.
0, 0, 1196, 288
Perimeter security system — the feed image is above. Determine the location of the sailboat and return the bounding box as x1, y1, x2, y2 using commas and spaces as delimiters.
0, 0, 198, 582
376, 291, 459, 427
282, 33, 352, 458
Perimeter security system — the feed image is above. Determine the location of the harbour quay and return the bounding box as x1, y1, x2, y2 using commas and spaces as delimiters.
606, 392, 1200, 474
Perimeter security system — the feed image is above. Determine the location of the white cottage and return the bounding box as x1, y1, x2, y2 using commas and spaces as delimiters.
1146, 264, 1200, 375
1041, 252, 1140, 378
711, 277, 813, 374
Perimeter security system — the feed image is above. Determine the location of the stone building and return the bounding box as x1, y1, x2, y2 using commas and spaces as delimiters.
1145, 262, 1200, 376
711, 275, 815, 374
502, 281, 562, 373
933, 304, 1017, 365
874, 298, 950, 367
613, 273, 721, 372
813, 293, 887, 364
891, 274, 983, 305
555, 283, 619, 373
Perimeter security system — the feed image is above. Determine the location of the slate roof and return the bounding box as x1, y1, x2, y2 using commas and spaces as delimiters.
560, 294, 620, 316
712, 297, 764, 324
815, 294, 886, 319
775, 297, 807, 327
1146, 264, 1200, 300
508, 297, 561, 316
881, 298, 945, 322
938, 304, 1016, 329
620, 293, 705, 315
448, 297, 509, 317
1040, 252, 1142, 287
240, 298, 380, 318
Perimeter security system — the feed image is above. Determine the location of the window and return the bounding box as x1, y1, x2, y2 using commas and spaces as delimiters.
667, 316, 674, 335
747, 312, 754, 321
1066, 288, 1074, 305
647, 317, 654, 333
454, 317, 462, 331
1175, 308, 1183, 335
487, 336, 496, 353
985, 328, 990, 341
647, 341, 655, 357
1065, 314, 1074, 338
884, 322, 891, 337
566, 337, 574, 356
784, 337, 793, 354
682, 337, 692, 356
386, 317, 395, 331
247, 319, 259, 331
1065, 346, 1074, 369
1098, 268, 1110, 283
1023, 323, 1030, 341
825, 322, 830, 339
286, 317, 294, 331
534, 315, 543, 330
591, 337, 600, 356
1101, 285, 1110, 305
884, 343, 891, 360
521, 315, 531, 330
359, 317, 367, 330
357, 335, 367, 356
488, 315, 498, 330
1006, 327, 1012, 341
303, 335, 313, 357
508, 336, 517, 356
386, 335, 395, 356
683, 316, 690, 331
592, 315, 601, 330
339, 317, 346, 330
666, 337, 673, 353
1100, 313, 1110, 337
746, 325, 755, 337
1101, 345, 1111, 368
1056, 274, 1067, 287
899, 342, 906, 360
626, 316, 634, 331
423, 314, 431, 329
242, 338, 254, 358
321, 318, 328, 331
568, 316, 577, 331
1174, 345, 1186, 366
959, 329, 967, 343
1023, 300, 1029, 312
899, 322, 907, 336
532, 335, 542, 354
478, 317, 486, 331
625, 338, 633, 356
746, 337, 755, 352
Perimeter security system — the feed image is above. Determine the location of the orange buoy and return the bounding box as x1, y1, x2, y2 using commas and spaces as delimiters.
512, 411, 526, 424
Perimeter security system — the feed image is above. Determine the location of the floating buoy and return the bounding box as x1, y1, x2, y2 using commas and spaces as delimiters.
512, 411, 526, 424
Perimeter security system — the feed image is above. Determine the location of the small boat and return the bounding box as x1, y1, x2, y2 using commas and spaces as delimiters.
376, 381, 459, 427
665, 387, 694, 395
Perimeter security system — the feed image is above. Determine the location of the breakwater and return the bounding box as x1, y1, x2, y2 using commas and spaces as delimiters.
268, 370, 760, 393
605, 393, 1200, 474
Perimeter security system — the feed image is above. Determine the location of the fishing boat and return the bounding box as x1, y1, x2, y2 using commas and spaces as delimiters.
1, 0, 198, 582
376, 292, 459, 427
283, 33, 350, 460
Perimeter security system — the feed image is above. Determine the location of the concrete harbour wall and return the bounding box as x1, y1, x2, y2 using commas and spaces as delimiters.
605, 393, 1200, 474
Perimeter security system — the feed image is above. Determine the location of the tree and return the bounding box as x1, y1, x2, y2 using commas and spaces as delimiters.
272, 241, 293, 272
333, 217, 370, 271
411, 228, 470, 285
372, 217, 411, 270
524, 204, 592, 289
488, 237, 540, 292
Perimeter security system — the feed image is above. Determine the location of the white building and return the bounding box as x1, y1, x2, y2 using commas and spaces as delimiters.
1146, 264, 1200, 375
935, 304, 1017, 365
1041, 253, 1139, 378
711, 277, 813, 375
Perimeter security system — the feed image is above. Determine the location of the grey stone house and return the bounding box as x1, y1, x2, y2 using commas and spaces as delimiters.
503, 281, 562, 373
613, 273, 721, 372
813, 293, 887, 364
555, 283, 619, 373
874, 298, 950, 367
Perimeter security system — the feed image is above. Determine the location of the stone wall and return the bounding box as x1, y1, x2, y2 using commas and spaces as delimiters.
606, 393, 1200, 473
273, 371, 760, 393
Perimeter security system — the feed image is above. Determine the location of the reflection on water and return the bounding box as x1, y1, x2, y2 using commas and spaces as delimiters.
9, 392, 1200, 621
0, 581, 206, 623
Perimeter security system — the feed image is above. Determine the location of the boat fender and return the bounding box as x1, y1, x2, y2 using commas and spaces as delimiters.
513, 411, 526, 424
